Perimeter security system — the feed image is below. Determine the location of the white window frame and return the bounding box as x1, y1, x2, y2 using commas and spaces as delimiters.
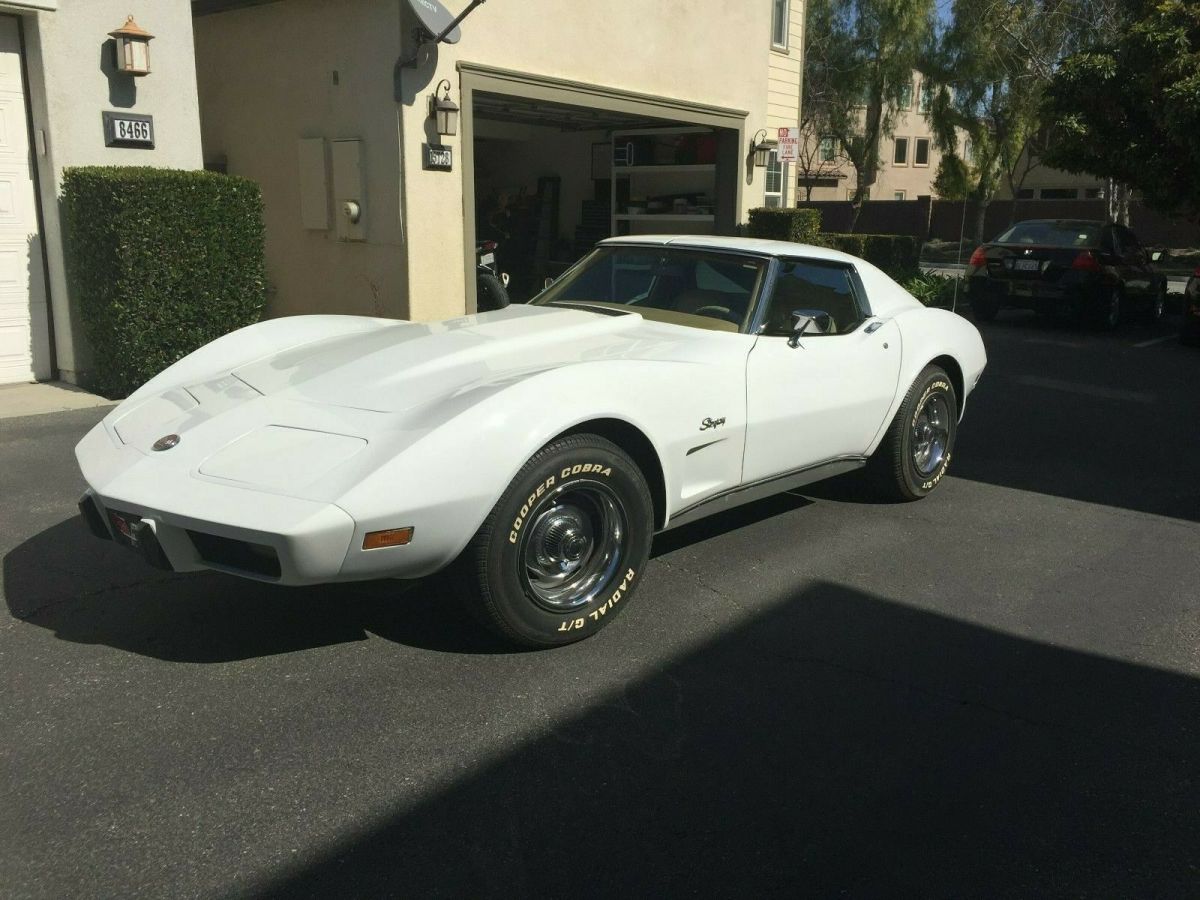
914, 137, 931, 167
893, 136, 909, 166
771, 0, 789, 50
893, 190, 906, 201
918, 84, 933, 114
819, 136, 835, 162
764, 150, 784, 207
899, 82, 913, 110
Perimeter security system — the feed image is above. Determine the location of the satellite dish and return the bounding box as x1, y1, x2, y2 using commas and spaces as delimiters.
406, 0, 462, 44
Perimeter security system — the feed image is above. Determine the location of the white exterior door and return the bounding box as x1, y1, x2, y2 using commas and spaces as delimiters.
0, 16, 48, 384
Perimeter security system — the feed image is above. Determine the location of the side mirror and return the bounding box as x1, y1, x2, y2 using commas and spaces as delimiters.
788, 309, 833, 348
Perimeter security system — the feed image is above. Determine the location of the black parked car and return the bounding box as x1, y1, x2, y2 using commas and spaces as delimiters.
1182, 271, 1200, 346
965, 219, 1168, 328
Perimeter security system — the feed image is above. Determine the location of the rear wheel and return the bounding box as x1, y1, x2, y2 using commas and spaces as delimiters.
1099, 286, 1123, 330
971, 295, 999, 322
455, 434, 653, 647
868, 365, 958, 501
476, 271, 510, 312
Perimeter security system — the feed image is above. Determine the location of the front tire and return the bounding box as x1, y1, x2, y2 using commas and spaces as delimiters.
456, 434, 653, 647
868, 365, 958, 501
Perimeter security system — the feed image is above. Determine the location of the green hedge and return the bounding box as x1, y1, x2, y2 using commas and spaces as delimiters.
63, 167, 266, 398
819, 233, 922, 279
746, 207, 822, 244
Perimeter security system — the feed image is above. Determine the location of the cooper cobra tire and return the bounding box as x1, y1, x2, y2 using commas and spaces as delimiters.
868, 364, 958, 502
456, 434, 653, 648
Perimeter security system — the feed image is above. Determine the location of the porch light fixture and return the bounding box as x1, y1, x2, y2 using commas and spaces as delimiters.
109, 15, 154, 77
750, 129, 773, 167
430, 79, 459, 137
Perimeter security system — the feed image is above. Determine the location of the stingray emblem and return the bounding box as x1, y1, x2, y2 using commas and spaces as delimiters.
152, 434, 181, 452
699, 417, 726, 431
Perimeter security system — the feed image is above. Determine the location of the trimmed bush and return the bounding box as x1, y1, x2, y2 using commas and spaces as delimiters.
63, 167, 266, 398
747, 207, 822, 245
820, 232, 922, 279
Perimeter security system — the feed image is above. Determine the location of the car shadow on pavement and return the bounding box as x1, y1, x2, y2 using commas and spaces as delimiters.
6, 491, 818, 663
3, 517, 514, 660
242, 580, 1200, 898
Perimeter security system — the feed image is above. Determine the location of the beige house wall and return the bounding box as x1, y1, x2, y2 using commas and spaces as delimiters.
765, 0, 804, 208
17, 0, 203, 383
197, 0, 784, 324
194, 0, 405, 321
802, 72, 944, 202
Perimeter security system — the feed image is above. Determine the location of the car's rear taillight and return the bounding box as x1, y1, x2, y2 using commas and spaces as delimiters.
480, 240, 497, 252
968, 246, 987, 268
1192, 266, 1200, 277
1072, 250, 1103, 272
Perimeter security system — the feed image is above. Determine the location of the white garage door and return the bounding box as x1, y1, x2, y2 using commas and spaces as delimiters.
0, 16, 48, 385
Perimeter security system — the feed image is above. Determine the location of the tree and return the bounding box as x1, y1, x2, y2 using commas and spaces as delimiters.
932, 154, 971, 200
804, 0, 934, 229
925, 0, 1099, 243
792, 118, 845, 202
1043, 0, 1200, 219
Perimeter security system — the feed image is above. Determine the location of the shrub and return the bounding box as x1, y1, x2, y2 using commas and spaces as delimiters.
63, 167, 266, 398
900, 271, 963, 308
820, 232, 922, 279
747, 207, 822, 244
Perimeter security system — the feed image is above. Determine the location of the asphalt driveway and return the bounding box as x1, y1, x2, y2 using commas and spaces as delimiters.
2, 310, 1198, 898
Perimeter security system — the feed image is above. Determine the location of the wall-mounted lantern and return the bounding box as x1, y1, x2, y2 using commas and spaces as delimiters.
750, 129, 773, 168
429, 79, 459, 137
110, 15, 154, 76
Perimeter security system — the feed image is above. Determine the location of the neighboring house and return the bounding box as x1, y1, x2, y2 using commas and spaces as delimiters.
193, 0, 803, 321
797, 71, 944, 202
0, 0, 202, 386
994, 148, 1107, 201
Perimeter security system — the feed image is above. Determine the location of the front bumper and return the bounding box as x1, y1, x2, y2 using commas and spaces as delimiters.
76, 422, 359, 585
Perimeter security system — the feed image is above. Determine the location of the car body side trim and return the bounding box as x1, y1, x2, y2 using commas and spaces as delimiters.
662, 456, 867, 530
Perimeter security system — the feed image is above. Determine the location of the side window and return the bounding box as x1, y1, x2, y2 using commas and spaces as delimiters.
1100, 226, 1117, 257
761, 260, 865, 337
1116, 226, 1141, 258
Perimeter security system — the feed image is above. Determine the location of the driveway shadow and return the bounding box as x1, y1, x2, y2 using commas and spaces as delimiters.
243, 581, 1200, 898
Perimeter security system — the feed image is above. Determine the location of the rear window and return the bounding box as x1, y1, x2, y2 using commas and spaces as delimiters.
995, 221, 1099, 247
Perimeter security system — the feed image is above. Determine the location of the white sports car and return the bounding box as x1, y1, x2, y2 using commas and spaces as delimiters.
77, 236, 986, 646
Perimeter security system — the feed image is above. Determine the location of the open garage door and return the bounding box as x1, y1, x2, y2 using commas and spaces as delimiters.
459, 65, 746, 308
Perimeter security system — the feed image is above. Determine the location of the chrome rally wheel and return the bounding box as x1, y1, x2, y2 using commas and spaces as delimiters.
457, 434, 653, 647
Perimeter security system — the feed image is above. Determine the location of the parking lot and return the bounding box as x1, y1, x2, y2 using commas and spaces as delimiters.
3, 309, 1198, 898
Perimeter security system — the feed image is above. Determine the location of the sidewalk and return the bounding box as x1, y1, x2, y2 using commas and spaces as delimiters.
0, 381, 114, 421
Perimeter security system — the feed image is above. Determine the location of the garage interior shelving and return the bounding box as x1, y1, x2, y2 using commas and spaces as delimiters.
610, 126, 719, 236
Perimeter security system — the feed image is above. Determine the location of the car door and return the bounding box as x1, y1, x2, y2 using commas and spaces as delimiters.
742, 258, 902, 484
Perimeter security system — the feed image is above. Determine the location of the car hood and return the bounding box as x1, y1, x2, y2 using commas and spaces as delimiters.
231, 304, 714, 413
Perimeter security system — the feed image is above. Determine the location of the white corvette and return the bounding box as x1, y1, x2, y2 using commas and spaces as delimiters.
77, 236, 986, 646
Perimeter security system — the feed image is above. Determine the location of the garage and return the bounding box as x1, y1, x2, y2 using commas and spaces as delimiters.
459, 66, 746, 306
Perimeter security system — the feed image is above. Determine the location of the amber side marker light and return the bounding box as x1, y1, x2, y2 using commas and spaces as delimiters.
363, 527, 414, 550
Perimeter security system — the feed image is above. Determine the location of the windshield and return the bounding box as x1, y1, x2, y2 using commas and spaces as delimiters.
531, 246, 768, 333
995, 221, 1100, 248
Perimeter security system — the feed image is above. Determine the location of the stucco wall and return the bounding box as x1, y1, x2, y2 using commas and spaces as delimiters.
196, 1, 780, 323
20, 0, 203, 382
193, 0, 405, 321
